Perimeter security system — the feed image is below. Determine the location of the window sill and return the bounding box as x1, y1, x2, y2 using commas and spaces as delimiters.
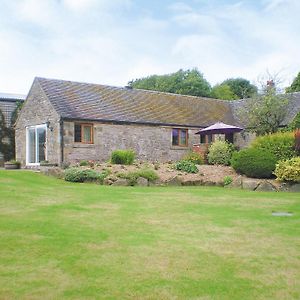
73, 143, 95, 148
170, 146, 189, 150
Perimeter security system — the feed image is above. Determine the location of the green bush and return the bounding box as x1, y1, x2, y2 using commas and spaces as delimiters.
223, 176, 233, 186
231, 148, 277, 178
207, 140, 234, 165
111, 150, 135, 165
274, 157, 300, 183
183, 151, 204, 165
6, 160, 21, 167
118, 168, 159, 186
64, 168, 109, 183
251, 131, 296, 162
79, 160, 89, 166
175, 160, 198, 173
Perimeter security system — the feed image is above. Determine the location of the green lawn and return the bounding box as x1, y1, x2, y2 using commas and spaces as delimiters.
0, 171, 300, 300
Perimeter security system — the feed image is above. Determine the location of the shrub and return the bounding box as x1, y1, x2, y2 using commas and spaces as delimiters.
111, 150, 135, 165
6, 160, 21, 167
231, 148, 277, 178
295, 129, 300, 153
175, 160, 198, 173
61, 162, 71, 169
223, 176, 233, 186
79, 160, 89, 166
251, 131, 296, 162
207, 140, 234, 165
64, 168, 109, 183
184, 151, 204, 165
118, 168, 159, 186
274, 157, 300, 183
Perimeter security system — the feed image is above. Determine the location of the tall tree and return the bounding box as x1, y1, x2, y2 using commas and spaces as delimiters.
211, 84, 238, 100
222, 78, 257, 99
239, 81, 288, 135
128, 68, 212, 97
286, 72, 300, 93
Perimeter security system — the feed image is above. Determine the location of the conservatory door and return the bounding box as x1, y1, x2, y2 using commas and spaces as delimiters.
26, 124, 47, 165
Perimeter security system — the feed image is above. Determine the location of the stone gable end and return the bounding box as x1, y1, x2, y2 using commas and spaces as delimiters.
15, 80, 61, 165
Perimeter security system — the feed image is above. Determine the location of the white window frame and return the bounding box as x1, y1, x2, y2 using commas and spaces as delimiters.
26, 124, 47, 166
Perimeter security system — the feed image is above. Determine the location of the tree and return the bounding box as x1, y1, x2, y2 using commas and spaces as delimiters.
222, 78, 257, 99
128, 68, 212, 97
0, 101, 23, 161
211, 84, 238, 100
239, 81, 288, 135
286, 72, 300, 93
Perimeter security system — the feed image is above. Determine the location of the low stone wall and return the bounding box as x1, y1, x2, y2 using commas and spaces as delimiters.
227, 176, 300, 192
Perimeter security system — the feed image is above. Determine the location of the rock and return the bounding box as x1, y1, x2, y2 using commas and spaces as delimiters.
112, 178, 128, 186
287, 183, 300, 192
40, 167, 64, 179
256, 181, 277, 192
103, 178, 113, 185
203, 181, 216, 186
165, 176, 182, 186
136, 177, 148, 186
227, 176, 242, 188
181, 179, 204, 186
242, 178, 260, 190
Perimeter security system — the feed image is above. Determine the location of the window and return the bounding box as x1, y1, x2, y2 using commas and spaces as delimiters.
200, 134, 213, 144
200, 134, 206, 144
26, 124, 47, 165
74, 123, 93, 144
172, 128, 188, 147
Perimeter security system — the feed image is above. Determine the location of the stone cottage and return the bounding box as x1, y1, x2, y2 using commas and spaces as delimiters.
15, 77, 300, 167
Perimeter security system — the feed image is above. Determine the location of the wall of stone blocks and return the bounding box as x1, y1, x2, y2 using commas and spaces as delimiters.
15, 81, 61, 166
63, 121, 201, 163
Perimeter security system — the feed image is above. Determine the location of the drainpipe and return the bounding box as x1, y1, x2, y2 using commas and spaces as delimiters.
59, 118, 64, 166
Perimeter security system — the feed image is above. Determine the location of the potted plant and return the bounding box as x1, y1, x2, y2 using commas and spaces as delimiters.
4, 160, 21, 170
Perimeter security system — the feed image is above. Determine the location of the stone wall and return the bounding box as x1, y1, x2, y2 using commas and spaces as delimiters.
63, 121, 201, 163
234, 131, 256, 149
15, 80, 61, 166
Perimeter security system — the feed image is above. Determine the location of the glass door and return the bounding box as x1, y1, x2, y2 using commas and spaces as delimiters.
26, 125, 47, 165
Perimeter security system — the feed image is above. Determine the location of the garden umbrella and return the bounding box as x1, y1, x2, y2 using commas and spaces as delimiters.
195, 122, 243, 135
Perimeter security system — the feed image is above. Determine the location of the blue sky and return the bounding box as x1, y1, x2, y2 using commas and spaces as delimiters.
1, 0, 300, 94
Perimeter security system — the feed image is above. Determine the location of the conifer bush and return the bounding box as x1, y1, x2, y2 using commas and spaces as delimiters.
231, 148, 276, 178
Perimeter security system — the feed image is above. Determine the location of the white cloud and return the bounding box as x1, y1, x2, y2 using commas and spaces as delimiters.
0, 0, 300, 94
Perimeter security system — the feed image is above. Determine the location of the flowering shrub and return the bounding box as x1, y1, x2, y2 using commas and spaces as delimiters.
274, 157, 300, 183
183, 151, 204, 165
251, 131, 296, 162
207, 140, 234, 165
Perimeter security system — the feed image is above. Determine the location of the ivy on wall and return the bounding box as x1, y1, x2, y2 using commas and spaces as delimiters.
0, 101, 23, 161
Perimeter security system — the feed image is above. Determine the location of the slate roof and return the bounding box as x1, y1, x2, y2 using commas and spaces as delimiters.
36, 77, 234, 128
0, 93, 26, 102
34, 77, 300, 128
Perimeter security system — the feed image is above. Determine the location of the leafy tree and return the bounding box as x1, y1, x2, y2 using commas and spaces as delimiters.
287, 112, 300, 130
211, 84, 238, 100
128, 68, 212, 97
222, 78, 257, 99
239, 83, 288, 135
286, 72, 300, 93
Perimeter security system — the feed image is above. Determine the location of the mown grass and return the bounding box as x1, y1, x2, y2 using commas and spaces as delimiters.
0, 170, 299, 299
